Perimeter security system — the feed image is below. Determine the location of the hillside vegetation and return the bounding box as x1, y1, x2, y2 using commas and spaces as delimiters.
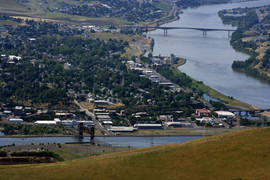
0, 0, 171, 25
1, 127, 270, 179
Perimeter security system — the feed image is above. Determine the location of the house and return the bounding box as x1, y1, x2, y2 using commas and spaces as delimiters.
14, 106, 23, 116
196, 108, 211, 117
102, 121, 113, 125
94, 100, 110, 105
8, 55, 22, 61
93, 108, 107, 114
134, 112, 148, 118
3, 110, 12, 115
63, 63, 73, 70
158, 115, 173, 121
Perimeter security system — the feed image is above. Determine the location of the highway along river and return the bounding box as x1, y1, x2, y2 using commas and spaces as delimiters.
148, 0, 270, 108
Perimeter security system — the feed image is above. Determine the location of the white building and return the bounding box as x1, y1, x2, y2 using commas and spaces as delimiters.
215, 111, 235, 119
34, 118, 61, 125
109, 126, 135, 132
9, 118, 24, 123
164, 122, 192, 128
134, 124, 163, 129
195, 117, 214, 124
34, 120, 56, 125
9, 55, 22, 60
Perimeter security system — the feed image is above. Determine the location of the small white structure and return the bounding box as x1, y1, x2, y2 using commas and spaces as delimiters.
78, 121, 94, 126
127, 61, 135, 66
109, 126, 134, 132
9, 118, 24, 123
95, 113, 110, 116
54, 118, 61, 125
94, 100, 110, 105
215, 111, 235, 119
93, 109, 107, 113
63, 63, 73, 70
134, 124, 163, 129
3, 110, 12, 115
29, 38, 36, 41
159, 115, 173, 121
195, 117, 214, 123
9, 55, 21, 61
102, 121, 113, 125
164, 122, 192, 128
96, 115, 111, 120
34, 121, 56, 125
61, 120, 78, 127
35, 118, 61, 125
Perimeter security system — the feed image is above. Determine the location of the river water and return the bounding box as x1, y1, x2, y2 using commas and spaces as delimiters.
0, 136, 201, 148
148, 0, 270, 108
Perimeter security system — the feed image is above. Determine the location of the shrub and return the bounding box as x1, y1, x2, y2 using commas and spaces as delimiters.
11, 151, 64, 161
0, 151, 7, 157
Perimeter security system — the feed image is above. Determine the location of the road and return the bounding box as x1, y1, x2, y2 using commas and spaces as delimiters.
74, 100, 113, 135
256, 9, 263, 22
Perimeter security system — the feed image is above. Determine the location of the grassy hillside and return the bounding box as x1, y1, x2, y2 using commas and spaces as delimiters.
1, 127, 270, 179
0, 0, 129, 25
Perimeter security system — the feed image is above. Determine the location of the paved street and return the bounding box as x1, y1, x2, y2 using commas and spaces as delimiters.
74, 100, 113, 135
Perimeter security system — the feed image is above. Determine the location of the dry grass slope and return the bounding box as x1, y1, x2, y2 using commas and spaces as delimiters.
1, 128, 270, 179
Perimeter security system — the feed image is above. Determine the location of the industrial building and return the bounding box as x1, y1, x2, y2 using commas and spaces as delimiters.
164, 122, 192, 128
134, 124, 163, 129
108, 126, 135, 132
9, 118, 24, 123
215, 111, 235, 119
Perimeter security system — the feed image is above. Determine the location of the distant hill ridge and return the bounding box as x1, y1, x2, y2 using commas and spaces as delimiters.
1, 127, 270, 179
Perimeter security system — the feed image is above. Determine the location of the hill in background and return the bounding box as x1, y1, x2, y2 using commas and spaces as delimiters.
1, 127, 270, 179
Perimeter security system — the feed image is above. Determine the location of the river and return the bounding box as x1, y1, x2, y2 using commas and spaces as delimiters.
0, 136, 201, 148
148, 0, 270, 108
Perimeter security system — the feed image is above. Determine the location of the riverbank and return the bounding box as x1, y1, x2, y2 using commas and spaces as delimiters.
147, 0, 270, 109
173, 60, 258, 110
0, 128, 243, 138
139, 4, 181, 28
138, 2, 258, 110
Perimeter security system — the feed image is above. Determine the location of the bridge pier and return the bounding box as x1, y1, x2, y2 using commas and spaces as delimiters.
203, 30, 207, 37
228, 31, 231, 39
164, 29, 168, 36
77, 123, 95, 143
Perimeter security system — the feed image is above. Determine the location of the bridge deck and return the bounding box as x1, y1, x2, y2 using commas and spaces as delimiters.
124, 26, 237, 32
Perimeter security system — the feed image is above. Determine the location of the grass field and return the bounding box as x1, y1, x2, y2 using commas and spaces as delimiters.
131, 128, 234, 136
1, 127, 270, 179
